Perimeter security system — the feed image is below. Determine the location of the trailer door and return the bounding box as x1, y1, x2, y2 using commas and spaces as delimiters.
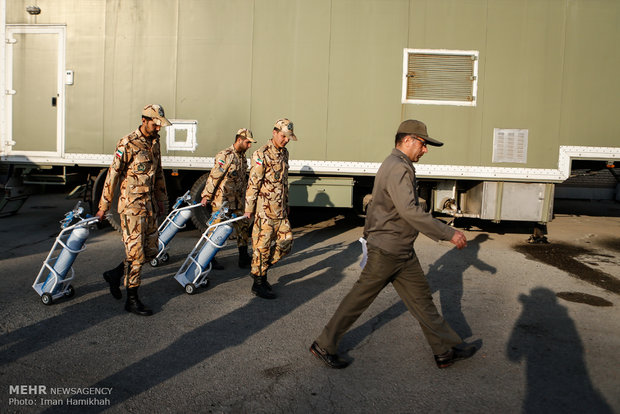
5, 25, 65, 157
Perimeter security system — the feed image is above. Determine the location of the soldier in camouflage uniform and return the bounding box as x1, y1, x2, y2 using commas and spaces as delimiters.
200, 128, 256, 269
95, 104, 170, 316
243, 118, 297, 299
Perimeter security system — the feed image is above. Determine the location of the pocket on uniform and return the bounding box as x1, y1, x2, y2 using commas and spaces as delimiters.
133, 151, 153, 174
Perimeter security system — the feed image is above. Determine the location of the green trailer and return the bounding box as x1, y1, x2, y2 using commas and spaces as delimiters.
1, 0, 619, 227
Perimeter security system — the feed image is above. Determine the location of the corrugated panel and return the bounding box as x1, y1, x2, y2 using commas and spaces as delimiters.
406, 53, 475, 102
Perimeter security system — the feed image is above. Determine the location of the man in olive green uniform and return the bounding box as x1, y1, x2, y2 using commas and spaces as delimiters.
243, 118, 297, 299
96, 104, 170, 316
310, 120, 477, 369
200, 128, 256, 269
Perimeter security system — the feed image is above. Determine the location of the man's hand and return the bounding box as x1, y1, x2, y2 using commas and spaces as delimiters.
243, 212, 253, 220
95, 209, 107, 221
200, 197, 209, 207
450, 230, 467, 250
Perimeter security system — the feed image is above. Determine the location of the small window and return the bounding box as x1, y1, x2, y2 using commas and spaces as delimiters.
165, 120, 198, 152
402, 49, 479, 106
493, 128, 528, 163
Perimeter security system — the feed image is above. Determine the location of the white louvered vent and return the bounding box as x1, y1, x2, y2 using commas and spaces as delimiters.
402, 49, 479, 106
493, 128, 528, 163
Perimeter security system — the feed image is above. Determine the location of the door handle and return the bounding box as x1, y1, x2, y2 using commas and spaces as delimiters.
52, 97, 57, 107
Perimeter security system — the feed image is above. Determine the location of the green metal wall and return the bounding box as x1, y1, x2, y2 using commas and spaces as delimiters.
7, 0, 620, 169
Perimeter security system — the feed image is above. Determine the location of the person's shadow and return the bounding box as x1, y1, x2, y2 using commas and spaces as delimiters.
427, 233, 496, 339
507, 288, 612, 413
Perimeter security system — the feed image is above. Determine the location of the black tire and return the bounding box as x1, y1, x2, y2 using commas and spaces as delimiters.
92, 168, 109, 229
189, 173, 211, 233
161, 252, 169, 263
93, 169, 169, 233
185, 283, 196, 295
108, 182, 123, 233
149, 257, 159, 267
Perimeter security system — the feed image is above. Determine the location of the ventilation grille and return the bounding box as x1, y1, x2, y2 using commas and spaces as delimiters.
402, 49, 479, 106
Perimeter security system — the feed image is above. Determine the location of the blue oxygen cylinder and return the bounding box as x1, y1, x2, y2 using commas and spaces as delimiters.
42, 226, 90, 294
182, 223, 234, 280
159, 208, 193, 246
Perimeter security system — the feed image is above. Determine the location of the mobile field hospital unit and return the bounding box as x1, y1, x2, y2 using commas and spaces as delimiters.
1, 0, 619, 233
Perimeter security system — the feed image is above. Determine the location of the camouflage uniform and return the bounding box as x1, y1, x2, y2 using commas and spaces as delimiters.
201, 144, 251, 247
98, 127, 167, 288
245, 139, 293, 277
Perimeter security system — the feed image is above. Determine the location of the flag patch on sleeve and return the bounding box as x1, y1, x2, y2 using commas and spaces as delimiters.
115, 149, 123, 158
217, 159, 225, 167
256, 158, 263, 166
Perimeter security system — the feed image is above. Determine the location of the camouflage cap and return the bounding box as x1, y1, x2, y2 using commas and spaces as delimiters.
274, 118, 297, 141
142, 104, 172, 127
236, 128, 257, 143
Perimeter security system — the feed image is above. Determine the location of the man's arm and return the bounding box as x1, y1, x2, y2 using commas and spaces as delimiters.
201, 151, 230, 206
244, 150, 265, 219
387, 165, 462, 245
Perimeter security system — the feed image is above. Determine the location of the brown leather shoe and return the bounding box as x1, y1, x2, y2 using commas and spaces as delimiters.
434, 345, 477, 368
310, 341, 349, 369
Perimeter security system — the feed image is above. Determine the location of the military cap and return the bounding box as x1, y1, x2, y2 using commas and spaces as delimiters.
142, 104, 172, 127
274, 118, 297, 141
236, 128, 257, 143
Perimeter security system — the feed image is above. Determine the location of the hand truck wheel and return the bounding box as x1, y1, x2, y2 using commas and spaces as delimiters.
185, 283, 196, 295
161, 252, 170, 263
41, 293, 53, 306
150, 257, 159, 267
64, 285, 75, 298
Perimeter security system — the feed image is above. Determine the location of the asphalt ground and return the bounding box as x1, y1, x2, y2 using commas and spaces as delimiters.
1, 193, 619, 413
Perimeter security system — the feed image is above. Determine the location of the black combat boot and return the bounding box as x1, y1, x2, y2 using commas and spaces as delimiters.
238, 246, 251, 269
103, 262, 124, 300
251, 274, 276, 299
125, 287, 153, 316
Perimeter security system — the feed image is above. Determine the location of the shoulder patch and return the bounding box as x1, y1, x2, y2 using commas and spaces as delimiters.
115, 149, 124, 158
256, 158, 263, 166
217, 159, 225, 167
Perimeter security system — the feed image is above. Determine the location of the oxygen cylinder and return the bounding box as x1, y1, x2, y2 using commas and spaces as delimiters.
42, 226, 90, 294
182, 223, 233, 280
159, 208, 193, 246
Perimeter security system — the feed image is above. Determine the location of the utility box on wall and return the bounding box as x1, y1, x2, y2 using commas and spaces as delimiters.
433, 181, 554, 223
480, 182, 554, 222
288, 176, 353, 208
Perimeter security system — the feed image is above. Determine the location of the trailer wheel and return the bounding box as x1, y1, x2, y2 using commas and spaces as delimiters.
189, 173, 210, 233
41, 293, 53, 306
93, 169, 123, 232
185, 283, 196, 295
64, 285, 75, 298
